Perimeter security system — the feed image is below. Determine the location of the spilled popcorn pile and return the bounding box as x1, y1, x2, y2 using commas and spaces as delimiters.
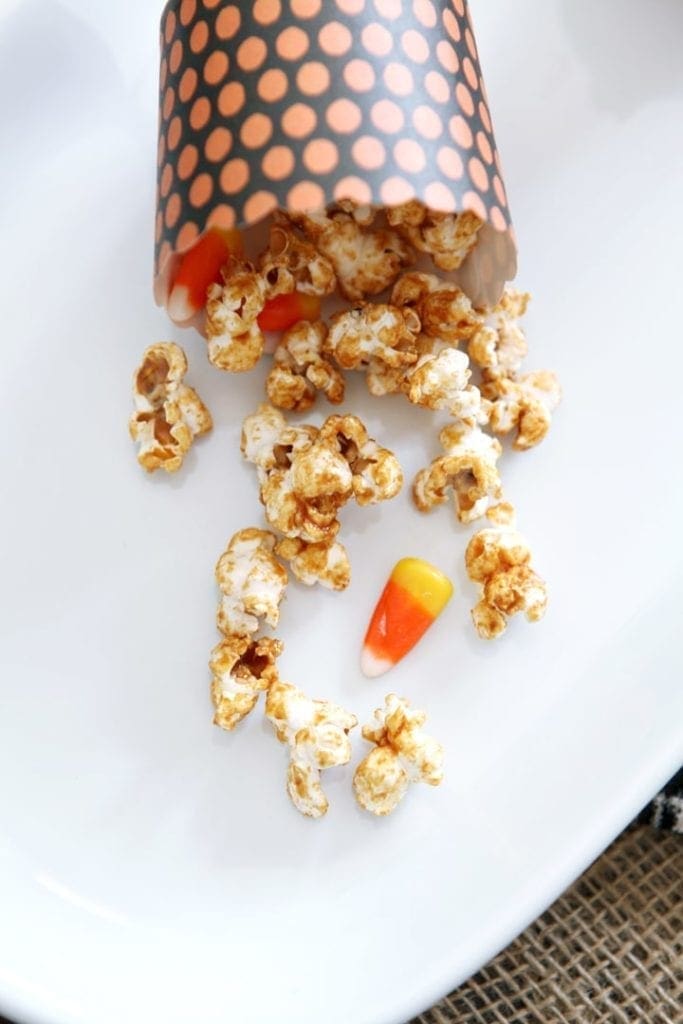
131, 200, 560, 818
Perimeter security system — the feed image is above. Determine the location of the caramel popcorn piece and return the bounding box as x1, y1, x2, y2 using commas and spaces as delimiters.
387, 200, 483, 271
205, 257, 266, 372
325, 303, 421, 373
210, 634, 282, 731
242, 406, 403, 542
289, 207, 414, 301
407, 348, 484, 422
391, 272, 480, 343
242, 405, 348, 543
215, 528, 288, 636
240, 403, 292, 473
258, 222, 336, 299
266, 680, 357, 818
363, 331, 436, 397
465, 504, 548, 638
468, 288, 530, 374
260, 461, 347, 544
482, 369, 562, 450
318, 414, 403, 506
334, 198, 376, 226
129, 342, 212, 473
413, 421, 502, 524
353, 694, 444, 816
265, 320, 345, 412
275, 537, 351, 591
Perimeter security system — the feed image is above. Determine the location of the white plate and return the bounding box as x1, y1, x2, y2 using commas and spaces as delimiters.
1, 2, 682, 1023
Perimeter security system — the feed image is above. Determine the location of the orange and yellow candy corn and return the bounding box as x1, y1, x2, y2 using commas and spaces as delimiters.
361, 558, 454, 678
258, 291, 321, 332
167, 227, 243, 323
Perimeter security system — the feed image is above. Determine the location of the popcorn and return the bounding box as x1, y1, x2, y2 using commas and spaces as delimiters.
210, 634, 282, 731
266, 680, 357, 818
391, 272, 480, 342
265, 320, 345, 412
407, 348, 484, 422
363, 330, 436, 397
242, 405, 347, 542
242, 405, 403, 542
413, 421, 503, 523
482, 369, 562, 451
215, 528, 288, 636
261, 466, 346, 545
205, 257, 266, 372
317, 414, 404, 506
129, 342, 212, 473
275, 537, 351, 591
465, 503, 548, 638
365, 361, 410, 398
240, 403, 291, 473
468, 288, 530, 374
258, 222, 336, 299
353, 694, 444, 816
387, 200, 483, 271
325, 303, 421, 373
289, 207, 414, 301
334, 198, 376, 227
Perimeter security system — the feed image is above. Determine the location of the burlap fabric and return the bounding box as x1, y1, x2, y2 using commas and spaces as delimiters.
411, 825, 682, 1024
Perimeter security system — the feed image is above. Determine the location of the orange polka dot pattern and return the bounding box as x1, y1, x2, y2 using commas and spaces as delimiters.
155, 0, 511, 276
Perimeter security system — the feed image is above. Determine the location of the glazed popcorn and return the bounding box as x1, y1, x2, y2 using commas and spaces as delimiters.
465, 503, 548, 639
215, 528, 288, 636
353, 694, 444, 816
317, 414, 404, 506
265, 320, 345, 412
387, 200, 483, 271
391, 272, 481, 343
407, 348, 484, 421
246, 410, 350, 543
334, 198, 376, 226
266, 680, 357, 818
242, 405, 403, 542
468, 287, 530, 374
362, 330, 436, 396
129, 342, 212, 473
210, 634, 282, 731
288, 206, 414, 301
275, 538, 351, 591
241, 403, 314, 474
482, 369, 562, 451
413, 421, 503, 524
260, 459, 346, 543
325, 303, 421, 373
258, 221, 336, 299
205, 257, 267, 372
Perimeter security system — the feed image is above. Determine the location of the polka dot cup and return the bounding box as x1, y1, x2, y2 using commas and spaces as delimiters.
155, 0, 517, 308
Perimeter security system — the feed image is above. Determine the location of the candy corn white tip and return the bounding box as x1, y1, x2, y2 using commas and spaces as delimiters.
360, 648, 393, 679
167, 284, 194, 325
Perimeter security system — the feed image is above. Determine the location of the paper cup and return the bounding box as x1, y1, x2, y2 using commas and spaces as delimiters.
155, 0, 517, 309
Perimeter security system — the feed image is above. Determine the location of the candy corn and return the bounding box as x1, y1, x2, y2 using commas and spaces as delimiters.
258, 291, 321, 333
361, 558, 454, 678
167, 227, 243, 323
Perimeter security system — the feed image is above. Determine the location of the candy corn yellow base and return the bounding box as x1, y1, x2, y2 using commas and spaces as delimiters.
391, 558, 454, 619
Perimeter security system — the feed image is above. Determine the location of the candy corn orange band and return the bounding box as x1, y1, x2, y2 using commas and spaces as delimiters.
165, 225, 322, 331
361, 558, 454, 678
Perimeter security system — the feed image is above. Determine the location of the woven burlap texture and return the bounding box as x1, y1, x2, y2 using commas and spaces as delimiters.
411, 825, 682, 1024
